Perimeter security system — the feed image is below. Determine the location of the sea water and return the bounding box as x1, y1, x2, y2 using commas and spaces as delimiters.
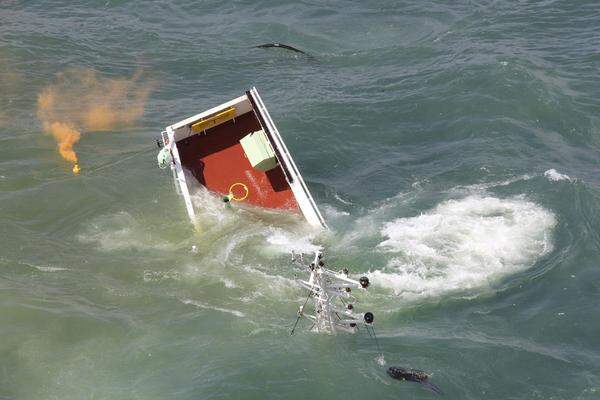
1, 1, 600, 399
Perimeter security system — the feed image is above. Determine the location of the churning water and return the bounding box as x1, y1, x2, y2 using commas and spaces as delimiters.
1, 1, 600, 399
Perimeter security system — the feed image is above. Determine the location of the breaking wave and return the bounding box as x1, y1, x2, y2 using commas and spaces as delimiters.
371, 195, 556, 298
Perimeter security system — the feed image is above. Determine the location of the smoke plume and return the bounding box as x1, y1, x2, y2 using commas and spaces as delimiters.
37, 68, 153, 173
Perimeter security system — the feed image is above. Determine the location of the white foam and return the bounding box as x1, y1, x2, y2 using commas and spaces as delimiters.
190, 185, 235, 225
180, 299, 245, 318
454, 174, 534, 193
321, 204, 350, 219
264, 227, 321, 254
544, 169, 572, 182
372, 195, 556, 298
78, 211, 177, 252
34, 266, 68, 272
334, 193, 353, 205
221, 278, 238, 288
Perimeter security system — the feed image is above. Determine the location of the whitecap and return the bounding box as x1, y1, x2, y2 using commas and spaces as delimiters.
544, 169, 572, 182
334, 193, 353, 205
221, 278, 238, 288
453, 174, 535, 193
33, 266, 68, 272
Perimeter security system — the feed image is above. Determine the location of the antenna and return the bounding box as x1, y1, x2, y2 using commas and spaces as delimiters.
291, 251, 373, 334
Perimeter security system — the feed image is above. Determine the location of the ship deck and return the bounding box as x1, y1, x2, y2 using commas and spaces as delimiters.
176, 111, 299, 211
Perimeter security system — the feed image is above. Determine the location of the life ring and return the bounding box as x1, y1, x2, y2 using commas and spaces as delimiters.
228, 182, 249, 201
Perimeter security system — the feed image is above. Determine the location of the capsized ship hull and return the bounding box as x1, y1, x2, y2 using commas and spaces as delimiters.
160, 88, 326, 228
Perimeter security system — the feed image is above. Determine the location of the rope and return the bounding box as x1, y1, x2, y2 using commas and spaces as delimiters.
87, 146, 156, 174
290, 290, 312, 336
370, 324, 384, 360
365, 324, 373, 338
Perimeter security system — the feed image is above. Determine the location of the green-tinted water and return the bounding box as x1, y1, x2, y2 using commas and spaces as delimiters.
1, 1, 600, 399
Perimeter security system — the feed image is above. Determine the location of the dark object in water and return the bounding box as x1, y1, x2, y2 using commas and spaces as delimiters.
255, 43, 308, 55
387, 366, 443, 395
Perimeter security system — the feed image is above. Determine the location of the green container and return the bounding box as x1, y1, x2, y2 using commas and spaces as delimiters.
240, 129, 278, 171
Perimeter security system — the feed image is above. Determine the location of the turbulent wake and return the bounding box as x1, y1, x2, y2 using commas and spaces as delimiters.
371, 195, 556, 297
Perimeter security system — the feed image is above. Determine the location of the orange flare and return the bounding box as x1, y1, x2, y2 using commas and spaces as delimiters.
37, 68, 154, 171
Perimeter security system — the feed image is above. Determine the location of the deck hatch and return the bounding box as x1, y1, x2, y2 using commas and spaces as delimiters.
240, 129, 278, 171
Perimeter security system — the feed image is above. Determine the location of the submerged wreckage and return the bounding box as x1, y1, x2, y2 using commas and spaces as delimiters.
157, 87, 373, 334
156, 88, 442, 393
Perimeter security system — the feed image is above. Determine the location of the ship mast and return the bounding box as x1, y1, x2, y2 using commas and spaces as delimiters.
292, 251, 374, 334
